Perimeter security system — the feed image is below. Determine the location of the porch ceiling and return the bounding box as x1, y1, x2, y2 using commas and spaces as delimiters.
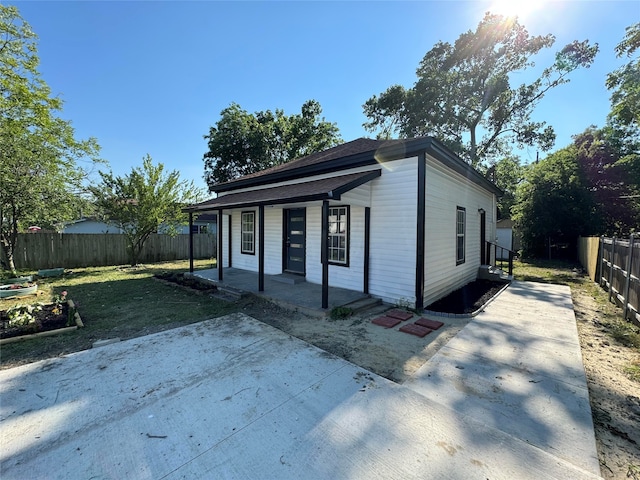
185, 169, 381, 212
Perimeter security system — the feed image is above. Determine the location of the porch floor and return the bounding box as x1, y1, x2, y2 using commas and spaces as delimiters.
192, 268, 370, 316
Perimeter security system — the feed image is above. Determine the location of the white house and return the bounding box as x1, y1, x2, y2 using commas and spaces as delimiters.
496, 218, 520, 259
174, 213, 218, 235
60, 218, 124, 234
185, 137, 501, 310
62, 215, 217, 235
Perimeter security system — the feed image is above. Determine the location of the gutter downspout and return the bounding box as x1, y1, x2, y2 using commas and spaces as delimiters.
415, 152, 426, 310
188, 212, 194, 273
217, 208, 224, 281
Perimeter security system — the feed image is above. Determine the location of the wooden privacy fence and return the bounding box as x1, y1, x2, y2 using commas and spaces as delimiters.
8, 233, 217, 270
596, 235, 639, 326
578, 236, 601, 282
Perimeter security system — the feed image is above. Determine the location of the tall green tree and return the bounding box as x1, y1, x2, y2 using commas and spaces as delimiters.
363, 13, 598, 167
512, 146, 599, 257
573, 127, 639, 236
602, 23, 640, 234
90, 156, 201, 266
203, 100, 341, 189
0, 5, 100, 274
606, 22, 640, 128
489, 155, 526, 219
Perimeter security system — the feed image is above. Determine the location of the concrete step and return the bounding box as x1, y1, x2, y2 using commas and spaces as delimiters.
342, 296, 382, 315
186, 272, 246, 300
478, 265, 512, 282
272, 273, 306, 285
215, 284, 245, 300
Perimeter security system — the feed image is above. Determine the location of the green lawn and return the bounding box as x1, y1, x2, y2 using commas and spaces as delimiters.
1, 259, 237, 367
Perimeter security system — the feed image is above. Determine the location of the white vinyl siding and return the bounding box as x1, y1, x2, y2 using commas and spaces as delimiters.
263, 208, 282, 274
423, 155, 495, 306
368, 157, 419, 305
230, 211, 257, 271
304, 204, 365, 290
341, 183, 372, 207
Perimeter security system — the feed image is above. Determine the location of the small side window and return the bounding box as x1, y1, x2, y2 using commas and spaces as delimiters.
456, 207, 465, 265
241, 211, 255, 254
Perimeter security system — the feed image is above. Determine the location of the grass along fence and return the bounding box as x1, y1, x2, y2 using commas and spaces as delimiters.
7, 233, 217, 270
583, 235, 640, 327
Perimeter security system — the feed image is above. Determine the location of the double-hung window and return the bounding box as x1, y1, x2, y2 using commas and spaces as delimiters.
241, 211, 255, 254
456, 206, 465, 265
328, 206, 349, 266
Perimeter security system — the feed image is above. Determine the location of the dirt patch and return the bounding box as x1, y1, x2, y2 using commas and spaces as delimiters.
425, 279, 507, 314
154, 272, 218, 292
235, 295, 472, 383
572, 287, 640, 479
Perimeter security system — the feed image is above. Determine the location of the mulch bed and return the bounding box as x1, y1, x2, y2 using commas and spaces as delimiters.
154, 272, 218, 293
1, 303, 72, 340
426, 279, 507, 314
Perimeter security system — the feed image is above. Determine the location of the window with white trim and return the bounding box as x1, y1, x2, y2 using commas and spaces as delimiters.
456, 206, 465, 265
328, 206, 349, 265
241, 211, 255, 254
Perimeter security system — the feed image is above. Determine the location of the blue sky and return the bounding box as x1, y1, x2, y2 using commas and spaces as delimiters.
14, 0, 639, 193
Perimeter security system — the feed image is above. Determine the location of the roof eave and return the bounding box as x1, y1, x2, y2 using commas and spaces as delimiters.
206, 137, 502, 198
212, 139, 429, 194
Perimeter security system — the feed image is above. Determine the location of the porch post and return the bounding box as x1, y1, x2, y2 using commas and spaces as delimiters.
217, 208, 223, 281
228, 214, 232, 267
258, 205, 265, 292
415, 152, 426, 310
321, 200, 329, 309
364, 207, 370, 295
188, 212, 194, 273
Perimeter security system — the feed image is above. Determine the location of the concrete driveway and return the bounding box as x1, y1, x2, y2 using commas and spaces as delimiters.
1, 282, 601, 479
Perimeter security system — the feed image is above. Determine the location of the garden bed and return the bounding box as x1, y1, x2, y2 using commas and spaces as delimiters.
154, 272, 218, 293
0, 282, 38, 298
425, 279, 508, 315
1, 300, 82, 343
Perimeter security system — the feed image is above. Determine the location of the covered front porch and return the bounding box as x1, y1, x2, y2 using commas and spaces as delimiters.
191, 267, 375, 317
185, 170, 383, 310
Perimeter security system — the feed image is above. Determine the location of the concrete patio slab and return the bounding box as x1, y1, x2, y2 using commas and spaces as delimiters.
1, 306, 601, 479
406, 281, 600, 475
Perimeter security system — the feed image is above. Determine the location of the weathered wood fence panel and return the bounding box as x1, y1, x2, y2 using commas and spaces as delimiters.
578, 236, 601, 282
9, 233, 217, 270
598, 235, 639, 327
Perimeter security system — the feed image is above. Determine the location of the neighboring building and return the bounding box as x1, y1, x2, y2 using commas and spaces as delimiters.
175, 213, 218, 235
185, 137, 502, 309
62, 215, 217, 235
60, 218, 124, 234
496, 218, 520, 258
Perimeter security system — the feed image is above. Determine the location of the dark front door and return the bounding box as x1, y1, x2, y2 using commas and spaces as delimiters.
285, 208, 306, 274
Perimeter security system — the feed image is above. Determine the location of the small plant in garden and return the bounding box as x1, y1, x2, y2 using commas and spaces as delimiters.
6, 303, 43, 327
330, 306, 353, 320
52, 290, 68, 316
